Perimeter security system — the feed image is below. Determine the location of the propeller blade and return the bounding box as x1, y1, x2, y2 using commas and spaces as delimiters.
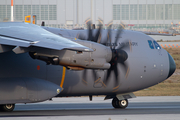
82, 69, 87, 85
92, 70, 97, 81
104, 68, 111, 84
120, 62, 128, 73
113, 64, 119, 85
108, 25, 112, 49
101, 25, 112, 47
87, 21, 93, 40
78, 33, 86, 40
93, 23, 102, 42
114, 25, 124, 48
120, 61, 129, 79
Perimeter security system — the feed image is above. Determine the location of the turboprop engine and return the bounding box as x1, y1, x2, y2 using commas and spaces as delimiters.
29, 40, 112, 70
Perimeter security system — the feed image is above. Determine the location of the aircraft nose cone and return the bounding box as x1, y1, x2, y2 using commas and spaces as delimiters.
167, 53, 176, 78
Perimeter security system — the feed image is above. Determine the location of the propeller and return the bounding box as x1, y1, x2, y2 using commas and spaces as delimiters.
104, 42, 129, 86
79, 19, 130, 87
103, 24, 130, 87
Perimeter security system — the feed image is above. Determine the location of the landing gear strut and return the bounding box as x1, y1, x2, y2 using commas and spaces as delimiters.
112, 97, 128, 109
0, 104, 15, 112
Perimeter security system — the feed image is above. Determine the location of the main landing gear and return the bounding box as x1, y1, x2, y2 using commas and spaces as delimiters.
112, 97, 128, 109
0, 104, 15, 112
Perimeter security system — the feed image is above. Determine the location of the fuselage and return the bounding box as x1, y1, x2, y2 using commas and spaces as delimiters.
0, 28, 175, 97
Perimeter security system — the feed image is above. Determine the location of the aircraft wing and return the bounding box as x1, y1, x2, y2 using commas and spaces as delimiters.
0, 22, 93, 54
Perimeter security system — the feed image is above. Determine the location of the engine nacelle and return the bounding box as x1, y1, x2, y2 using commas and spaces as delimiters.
58, 40, 112, 70
29, 39, 112, 70
0, 78, 62, 104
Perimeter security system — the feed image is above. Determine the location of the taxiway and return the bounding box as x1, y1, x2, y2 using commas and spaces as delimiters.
1, 96, 180, 120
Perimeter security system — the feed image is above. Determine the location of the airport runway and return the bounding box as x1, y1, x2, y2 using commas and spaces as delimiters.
0, 96, 180, 120
150, 35, 180, 41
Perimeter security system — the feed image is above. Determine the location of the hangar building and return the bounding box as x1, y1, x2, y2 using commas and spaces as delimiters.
0, 0, 180, 29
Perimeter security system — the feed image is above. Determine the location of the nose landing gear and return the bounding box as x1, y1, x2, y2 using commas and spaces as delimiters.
112, 97, 128, 109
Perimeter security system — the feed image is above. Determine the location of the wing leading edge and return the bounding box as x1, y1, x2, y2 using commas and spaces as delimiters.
0, 22, 93, 54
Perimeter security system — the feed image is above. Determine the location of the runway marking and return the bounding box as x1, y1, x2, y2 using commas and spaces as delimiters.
60, 67, 66, 88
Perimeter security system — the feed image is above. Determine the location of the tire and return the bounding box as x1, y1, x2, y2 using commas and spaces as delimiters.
0, 104, 15, 112
112, 97, 120, 108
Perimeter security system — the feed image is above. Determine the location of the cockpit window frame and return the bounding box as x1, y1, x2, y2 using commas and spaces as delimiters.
148, 40, 154, 49
153, 40, 161, 49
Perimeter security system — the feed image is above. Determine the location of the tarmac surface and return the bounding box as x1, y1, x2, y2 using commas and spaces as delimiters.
152, 35, 180, 47
150, 35, 180, 41
0, 96, 180, 120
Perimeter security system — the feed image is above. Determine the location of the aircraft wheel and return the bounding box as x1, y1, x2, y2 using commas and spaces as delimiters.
0, 104, 15, 112
112, 97, 120, 108
119, 99, 128, 109
112, 97, 128, 109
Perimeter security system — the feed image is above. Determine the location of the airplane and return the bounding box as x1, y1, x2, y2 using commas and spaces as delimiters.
0, 21, 176, 112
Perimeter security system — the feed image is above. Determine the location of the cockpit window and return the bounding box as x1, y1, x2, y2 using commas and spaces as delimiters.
153, 40, 161, 49
148, 40, 154, 49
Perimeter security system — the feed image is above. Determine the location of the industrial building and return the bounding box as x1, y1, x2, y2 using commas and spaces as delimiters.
0, 0, 180, 30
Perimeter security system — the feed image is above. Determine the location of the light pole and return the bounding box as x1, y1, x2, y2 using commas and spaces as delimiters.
11, 0, 14, 22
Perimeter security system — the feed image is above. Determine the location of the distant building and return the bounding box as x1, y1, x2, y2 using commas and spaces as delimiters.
0, 0, 180, 29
